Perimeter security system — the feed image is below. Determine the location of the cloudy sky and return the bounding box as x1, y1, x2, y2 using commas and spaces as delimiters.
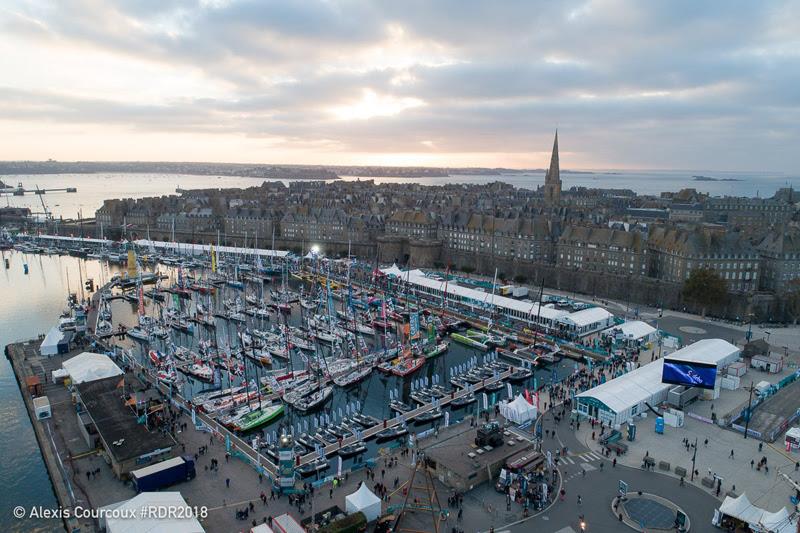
0, 0, 798, 171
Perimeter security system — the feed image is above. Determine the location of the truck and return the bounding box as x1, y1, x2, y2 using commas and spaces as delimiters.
475, 421, 504, 447
130, 456, 196, 492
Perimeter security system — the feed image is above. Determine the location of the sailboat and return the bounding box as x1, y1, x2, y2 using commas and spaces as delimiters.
233, 403, 284, 432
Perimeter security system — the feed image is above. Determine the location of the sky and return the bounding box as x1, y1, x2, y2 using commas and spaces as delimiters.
0, 0, 798, 171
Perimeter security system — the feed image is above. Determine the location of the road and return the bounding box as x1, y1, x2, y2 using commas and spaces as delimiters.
499, 403, 721, 533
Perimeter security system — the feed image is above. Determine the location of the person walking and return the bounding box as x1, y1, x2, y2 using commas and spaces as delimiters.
729, 449, 734, 459
577, 495, 582, 505
226, 478, 230, 488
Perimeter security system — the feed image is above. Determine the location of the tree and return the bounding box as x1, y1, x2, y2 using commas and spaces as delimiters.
461, 265, 475, 275
682, 268, 728, 317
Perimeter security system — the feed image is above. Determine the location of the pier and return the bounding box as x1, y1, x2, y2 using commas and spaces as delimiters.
295, 367, 513, 466
0, 184, 78, 196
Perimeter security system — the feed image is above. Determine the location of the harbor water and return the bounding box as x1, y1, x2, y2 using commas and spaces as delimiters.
1, 250, 573, 524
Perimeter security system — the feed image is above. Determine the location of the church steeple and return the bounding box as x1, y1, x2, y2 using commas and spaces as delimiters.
543, 130, 561, 207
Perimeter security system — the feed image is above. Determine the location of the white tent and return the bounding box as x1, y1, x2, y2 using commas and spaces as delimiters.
500, 394, 538, 424
40, 325, 66, 356
718, 493, 796, 532
602, 321, 657, 343
761, 507, 794, 533
345, 482, 382, 522
62, 352, 123, 384
101, 492, 205, 533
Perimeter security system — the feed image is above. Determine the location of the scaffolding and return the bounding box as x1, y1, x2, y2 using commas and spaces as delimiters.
392, 452, 446, 533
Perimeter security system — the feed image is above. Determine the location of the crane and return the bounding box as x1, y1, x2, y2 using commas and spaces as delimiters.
35, 185, 52, 221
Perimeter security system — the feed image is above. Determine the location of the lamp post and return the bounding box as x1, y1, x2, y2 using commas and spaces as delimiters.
690, 437, 698, 482
744, 381, 755, 439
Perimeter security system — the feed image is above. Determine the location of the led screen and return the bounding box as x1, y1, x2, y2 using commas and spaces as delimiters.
662, 359, 717, 389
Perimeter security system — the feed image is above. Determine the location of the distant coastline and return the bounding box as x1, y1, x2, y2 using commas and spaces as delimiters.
693, 175, 742, 182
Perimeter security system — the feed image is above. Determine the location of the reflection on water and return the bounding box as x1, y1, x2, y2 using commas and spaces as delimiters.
0, 250, 574, 523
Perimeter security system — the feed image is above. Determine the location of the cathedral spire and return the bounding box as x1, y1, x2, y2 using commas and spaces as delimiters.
543, 130, 561, 207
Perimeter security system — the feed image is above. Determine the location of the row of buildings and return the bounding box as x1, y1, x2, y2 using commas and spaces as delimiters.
86, 135, 799, 298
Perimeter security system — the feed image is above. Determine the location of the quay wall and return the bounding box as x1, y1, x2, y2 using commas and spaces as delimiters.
5, 342, 89, 532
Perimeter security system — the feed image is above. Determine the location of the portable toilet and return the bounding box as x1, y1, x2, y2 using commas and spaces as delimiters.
654, 417, 664, 435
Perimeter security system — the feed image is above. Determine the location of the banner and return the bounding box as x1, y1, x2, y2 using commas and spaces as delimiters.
410, 312, 420, 339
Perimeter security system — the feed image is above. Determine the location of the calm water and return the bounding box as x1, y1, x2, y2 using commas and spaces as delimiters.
0, 252, 128, 532
342, 169, 799, 197
0, 251, 571, 529
1, 169, 797, 219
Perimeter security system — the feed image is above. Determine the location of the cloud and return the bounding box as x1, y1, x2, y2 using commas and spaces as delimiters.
0, 0, 797, 171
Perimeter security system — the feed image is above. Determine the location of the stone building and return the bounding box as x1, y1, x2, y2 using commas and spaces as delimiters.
385, 210, 438, 239
439, 212, 554, 264
557, 225, 647, 277
647, 226, 761, 292
223, 208, 279, 242
756, 229, 800, 292
542, 131, 561, 208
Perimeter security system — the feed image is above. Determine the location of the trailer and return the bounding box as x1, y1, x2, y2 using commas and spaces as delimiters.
130, 456, 196, 492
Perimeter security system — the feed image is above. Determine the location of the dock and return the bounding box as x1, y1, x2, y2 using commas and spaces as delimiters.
5, 341, 94, 532
296, 367, 513, 466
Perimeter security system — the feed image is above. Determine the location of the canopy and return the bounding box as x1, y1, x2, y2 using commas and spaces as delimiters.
62, 352, 123, 384
40, 325, 66, 356
345, 482, 382, 522
500, 394, 538, 424
718, 493, 796, 532
603, 321, 657, 341
102, 492, 205, 533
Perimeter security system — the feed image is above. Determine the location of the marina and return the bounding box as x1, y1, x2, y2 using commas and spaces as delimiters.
2, 239, 578, 502
5, 231, 798, 533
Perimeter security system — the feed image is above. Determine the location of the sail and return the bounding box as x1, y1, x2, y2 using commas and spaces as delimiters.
127, 247, 137, 279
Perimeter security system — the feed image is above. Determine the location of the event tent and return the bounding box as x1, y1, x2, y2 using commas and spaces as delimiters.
500, 394, 538, 425
345, 482, 382, 522
40, 325, 69, 356
718, 493, 796, 533
602, 321, 658, 343
101, 492, 205, 533
62, 352, 123, 384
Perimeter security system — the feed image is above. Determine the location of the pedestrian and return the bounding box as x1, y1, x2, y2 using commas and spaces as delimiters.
577, 495, 582, 505
729, 449, 734, 459
704, 438, 708, 447
750, 459, 755, 469
226, 478, 230, 488
612, 458, 617, 468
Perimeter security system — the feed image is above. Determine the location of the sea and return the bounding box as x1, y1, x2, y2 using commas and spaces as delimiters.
0, 168, 796, 530
0, 169, 797, 219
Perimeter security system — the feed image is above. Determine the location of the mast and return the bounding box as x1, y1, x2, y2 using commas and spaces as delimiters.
531, 277, 546, 346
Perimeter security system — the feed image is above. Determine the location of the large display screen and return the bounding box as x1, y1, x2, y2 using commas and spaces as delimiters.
662, 358, 717, 389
